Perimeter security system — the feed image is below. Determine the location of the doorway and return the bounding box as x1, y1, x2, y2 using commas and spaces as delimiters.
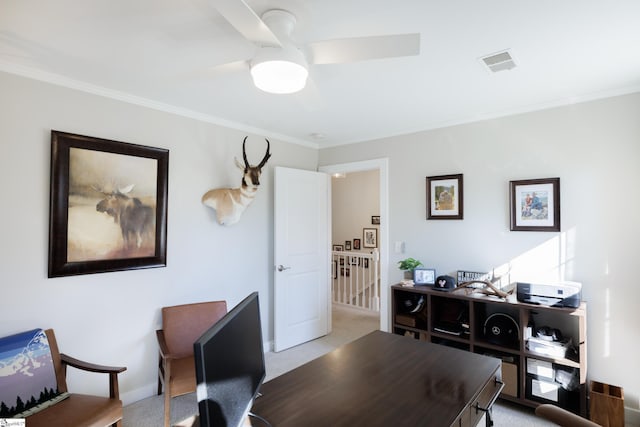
319, 158, 389, 333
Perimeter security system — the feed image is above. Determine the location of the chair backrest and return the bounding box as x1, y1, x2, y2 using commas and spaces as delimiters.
161, 301, 227, 358
44, 329, 68, 393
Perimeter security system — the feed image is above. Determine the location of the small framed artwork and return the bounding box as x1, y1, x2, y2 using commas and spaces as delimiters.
333, 245, 344, 251
426, 174, 463, 220
345, 240, 352, 250
363, 228, 377, 248
48, 131, 169, 277
413, 268, 436, 286
353, 238, 361, 250
371, 215, 380, 225
510, 178, 560, 232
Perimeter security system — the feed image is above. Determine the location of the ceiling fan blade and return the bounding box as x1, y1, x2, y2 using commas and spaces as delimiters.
308, 33, 420, 65
213, 0, 282, 47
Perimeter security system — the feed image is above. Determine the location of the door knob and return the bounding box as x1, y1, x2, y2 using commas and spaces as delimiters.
277, 265, 291, 272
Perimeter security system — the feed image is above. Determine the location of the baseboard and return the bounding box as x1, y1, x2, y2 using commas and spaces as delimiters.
626, 406, 640, 426
121, 384, 158, 406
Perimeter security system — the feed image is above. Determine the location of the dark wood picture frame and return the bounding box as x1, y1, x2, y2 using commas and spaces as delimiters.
371, 215, 380, 225
510, 177, 560, 232
345, 240, 352, 250
48, 131, 169, 277
363, 228, 377, 248
353, 238, 361, 250
333, 245, 344, 251
426, 174, 463, 220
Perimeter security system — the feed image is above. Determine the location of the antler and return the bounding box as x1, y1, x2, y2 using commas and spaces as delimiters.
452, 280, 513, 299
241, 136, 271, 168
242, 136, 249, 168
258, 139, 271, 168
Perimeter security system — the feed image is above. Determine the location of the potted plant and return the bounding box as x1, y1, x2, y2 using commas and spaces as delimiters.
398, 257, 423, 280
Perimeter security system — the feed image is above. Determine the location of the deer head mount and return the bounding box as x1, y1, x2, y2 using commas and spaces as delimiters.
202, 136, 271, 226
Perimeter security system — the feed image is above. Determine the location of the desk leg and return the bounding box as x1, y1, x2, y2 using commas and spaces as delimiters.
484, 407, 494, 427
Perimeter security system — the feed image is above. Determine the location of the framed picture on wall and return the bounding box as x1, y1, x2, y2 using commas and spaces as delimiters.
345, 240, 352, 250
426, 174, 463, 220
363, 228, 377, 248
333, 245, 344, 251
48, 131, 169, 277
371, 215, 380, 225
353, 238, 361, 250
510, 177, 560, 232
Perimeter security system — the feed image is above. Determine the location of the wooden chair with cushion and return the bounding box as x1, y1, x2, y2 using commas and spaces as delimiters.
156, 300, 227, 427
535, 404, 600, 427
12, 328, 126, 427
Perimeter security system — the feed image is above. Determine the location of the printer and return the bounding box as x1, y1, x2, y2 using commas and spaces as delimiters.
516, 281, 582, 308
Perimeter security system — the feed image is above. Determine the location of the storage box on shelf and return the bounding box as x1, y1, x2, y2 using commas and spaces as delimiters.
391, 284, 587, 416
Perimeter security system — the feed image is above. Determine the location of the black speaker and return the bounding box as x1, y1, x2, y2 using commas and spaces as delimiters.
483, 313, 519, 347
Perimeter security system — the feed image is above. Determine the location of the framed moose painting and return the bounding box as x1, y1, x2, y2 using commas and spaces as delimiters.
48, 131, 169, 277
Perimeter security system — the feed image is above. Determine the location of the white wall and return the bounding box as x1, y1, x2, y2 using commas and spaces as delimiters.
319, 92, 640, 419
331, 170, 380, 251
0, 71, 318, 404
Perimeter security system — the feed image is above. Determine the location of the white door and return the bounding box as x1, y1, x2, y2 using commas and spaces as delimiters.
274, 167, 330, 352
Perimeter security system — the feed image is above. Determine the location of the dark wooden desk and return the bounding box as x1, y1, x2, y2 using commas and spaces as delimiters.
250, 331, 503, 427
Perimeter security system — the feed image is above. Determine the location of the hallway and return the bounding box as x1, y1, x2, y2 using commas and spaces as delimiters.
264, 304, 379, 381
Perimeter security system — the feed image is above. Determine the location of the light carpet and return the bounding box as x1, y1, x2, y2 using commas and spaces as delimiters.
123, 305, 554, 426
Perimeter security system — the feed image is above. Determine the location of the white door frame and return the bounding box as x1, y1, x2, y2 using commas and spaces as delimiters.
319, 158, 390, 332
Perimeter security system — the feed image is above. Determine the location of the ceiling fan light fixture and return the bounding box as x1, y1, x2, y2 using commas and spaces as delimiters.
250, 46, 308, 94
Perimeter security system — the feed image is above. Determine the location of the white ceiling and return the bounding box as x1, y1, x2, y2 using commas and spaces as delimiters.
2, 0, 640, 148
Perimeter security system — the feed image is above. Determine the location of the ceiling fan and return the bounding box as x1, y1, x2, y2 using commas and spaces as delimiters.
213, 0, 420, 94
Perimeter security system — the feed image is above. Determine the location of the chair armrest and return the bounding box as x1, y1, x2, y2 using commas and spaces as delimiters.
61, 353, 126, 374
60, 353, 126, 399
535, 404, 600, 427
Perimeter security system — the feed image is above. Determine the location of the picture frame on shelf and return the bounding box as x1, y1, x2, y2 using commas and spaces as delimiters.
363, 228, 377, 248
414, 268, 436, 286
426, 174, 463, 220
48, 131, 169, 278
510, 177, 560, 232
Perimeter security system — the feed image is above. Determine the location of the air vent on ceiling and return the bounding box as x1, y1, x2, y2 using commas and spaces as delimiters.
480, 50, 516, 72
